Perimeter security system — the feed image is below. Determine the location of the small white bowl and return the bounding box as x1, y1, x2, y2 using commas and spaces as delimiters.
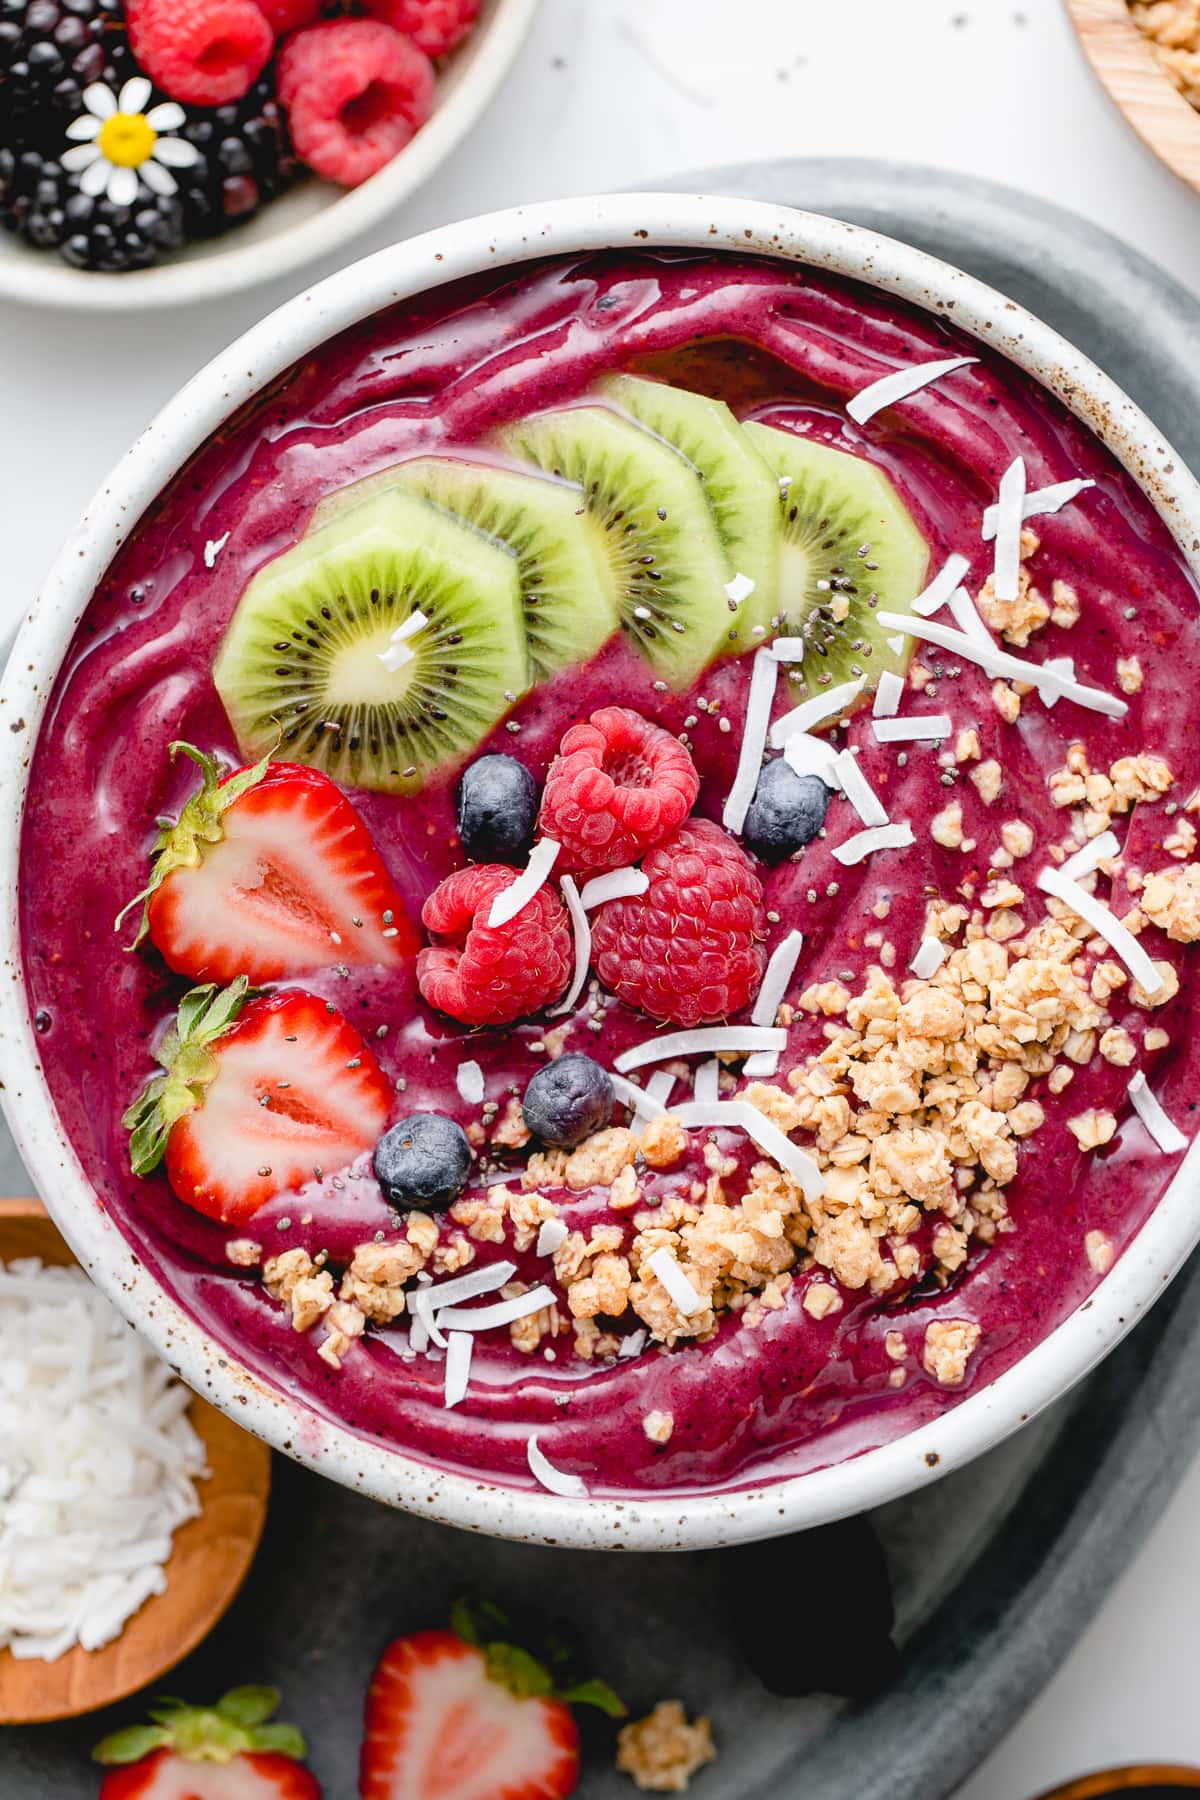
3, 193, 1200, 1550
0, 0, 540, 313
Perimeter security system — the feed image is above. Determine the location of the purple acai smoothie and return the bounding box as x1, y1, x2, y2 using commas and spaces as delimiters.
19, 251, 1200, 1498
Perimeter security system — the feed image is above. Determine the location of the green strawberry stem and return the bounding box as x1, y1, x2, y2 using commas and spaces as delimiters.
114, 740, 274, 950
122, 977, 255, 1176
450, 1599, 625, 1719
94, 1686, 307, 1766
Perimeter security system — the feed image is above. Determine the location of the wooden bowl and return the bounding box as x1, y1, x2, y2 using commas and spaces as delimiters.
1034, 1766, 1200, 1796
1065, 0, 1200, 195
0, 1198, 271, 1723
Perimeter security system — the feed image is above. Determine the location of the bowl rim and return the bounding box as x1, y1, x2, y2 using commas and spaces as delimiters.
3, 190, 1200, 1550
0, 0, 541, 314
1064, 0, 1200, 198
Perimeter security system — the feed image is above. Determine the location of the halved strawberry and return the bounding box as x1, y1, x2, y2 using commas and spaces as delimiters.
360, 1605, 623, 1800
123, 980, 392, 1224
96, 1687, 320, 1799
118, 745, 417, 984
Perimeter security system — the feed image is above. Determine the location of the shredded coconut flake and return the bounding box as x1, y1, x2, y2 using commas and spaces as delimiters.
872, 713, 954, 744
752, 929, 805, 1029
782, 733, 841, 786
456, 1059, 485, 1105
724, 571, 756, 605
578, 867, 650, 910
1037, 866, 1163, 995
527, 1434, 588, 1498
874, 610, 1127, 718
846, 354, 977, 424
768, 674, 866, 747
910, 936, 948, 978
873, 670, 906, 717
443, 1331, 473, 1409
549, 873, 590, 1016
991, 457, 1027, 602
614, 1026, 786, 1074
437, 1285, 557, 1333
946, 585, 993, 646
669, 1100, 825, 1202
1128, 1070, 1188, 1155
982, 477, 1096, 540
536, 1218, 569, 1257
378, 607, 429, 673
912, 552, 972, 618
0, 1259, 208, 1661
722, 648, 777, 835
486, 837, 561, 929
832, 821, 917, 867
693, 1058, 721, 1105
833, 749, 888, 827
647, 1247, 706, 1316
421, 1261, 516, 1309
203, 531, 230, 570
1060, 829, 1121, 883
610, 1071, 669, 1122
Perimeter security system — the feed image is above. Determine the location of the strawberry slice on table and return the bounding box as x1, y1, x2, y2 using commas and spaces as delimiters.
123, 979, 392, 1225
360, 1603, 624, 1800
117, 744, 417, 984
95, 1686, 320, 1799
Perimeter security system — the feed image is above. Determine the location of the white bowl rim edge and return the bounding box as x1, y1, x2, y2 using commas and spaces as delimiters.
2, 190, 1199, 1551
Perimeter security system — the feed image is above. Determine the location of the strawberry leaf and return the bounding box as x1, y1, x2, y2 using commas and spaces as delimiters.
249, 1722, 309, 1758
114, 741, 274, 950
215, 1686, 281, 1728
558, 1677, 628, 1719
122, 978, 254, 1178
93, 1724, 172, 1766
485, 1642, 554, 1701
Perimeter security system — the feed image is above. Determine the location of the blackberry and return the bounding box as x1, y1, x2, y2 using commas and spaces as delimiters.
1, 144, 183, 269
175, 71, 297, 239
0, 0, 135, 149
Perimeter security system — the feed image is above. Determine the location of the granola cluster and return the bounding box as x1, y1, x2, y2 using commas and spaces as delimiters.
1130, 0, 1200, 106
616, 1700, 716, 1793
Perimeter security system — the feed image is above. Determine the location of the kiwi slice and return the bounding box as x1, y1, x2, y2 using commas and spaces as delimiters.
313, 457, 621, 682
600, 373, 779, 638
744, 421, 929, 691
497, 405, 735, 688
212, 491, 529, 793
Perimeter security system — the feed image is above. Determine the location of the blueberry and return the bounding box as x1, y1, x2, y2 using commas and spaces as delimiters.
456, 754, 539, 865
373, 1113, 472, 1213
742, 759, 832, 864
522, 1054, 615, 1149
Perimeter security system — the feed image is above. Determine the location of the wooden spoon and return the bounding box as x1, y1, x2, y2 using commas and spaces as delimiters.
1034, 1768, 1200, 1797
0, 1197, 271, 1723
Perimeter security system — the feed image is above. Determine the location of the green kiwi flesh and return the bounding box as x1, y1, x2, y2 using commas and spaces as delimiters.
496, 404, 736, 688
313, 457, 621, 682
744, 421, 929, 692
212, 491, 529, 793
600, 373, 779, 640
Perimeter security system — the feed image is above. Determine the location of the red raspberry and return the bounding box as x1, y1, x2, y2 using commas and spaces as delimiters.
363, 0, 481, 57
278, 19, 435, 188
126, 0, 274, 107
590, 818, 767, 1026
256, 0, 322, 32
539, 707, 700, 875
417, 864, 573, 1027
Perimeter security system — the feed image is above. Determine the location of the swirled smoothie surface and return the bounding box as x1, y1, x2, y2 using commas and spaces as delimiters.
20, 251, 1200, 1496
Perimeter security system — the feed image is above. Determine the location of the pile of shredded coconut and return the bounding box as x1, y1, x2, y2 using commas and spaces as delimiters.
0, 1258, 208, 1661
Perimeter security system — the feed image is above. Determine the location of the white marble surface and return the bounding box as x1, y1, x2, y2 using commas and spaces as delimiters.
2, 0, 1199, 1792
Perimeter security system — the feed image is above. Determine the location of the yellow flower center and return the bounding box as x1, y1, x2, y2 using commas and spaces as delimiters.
97, 112, 156, 169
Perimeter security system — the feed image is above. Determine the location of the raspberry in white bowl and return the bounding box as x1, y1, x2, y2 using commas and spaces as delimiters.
17, 247, 1200, 1503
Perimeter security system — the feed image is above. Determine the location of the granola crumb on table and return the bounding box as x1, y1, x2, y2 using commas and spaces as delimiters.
616, 1700, 717, 1793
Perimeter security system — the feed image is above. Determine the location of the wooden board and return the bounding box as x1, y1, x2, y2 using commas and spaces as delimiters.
1066, 0, 1200, 194
0, 1199, 272, 1724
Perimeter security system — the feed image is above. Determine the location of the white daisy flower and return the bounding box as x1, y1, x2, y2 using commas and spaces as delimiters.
61, 78, 201, 207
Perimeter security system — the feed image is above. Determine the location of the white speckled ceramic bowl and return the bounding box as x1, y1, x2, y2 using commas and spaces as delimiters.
0, 0, 539, 312
3, 193, 1200, 1549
